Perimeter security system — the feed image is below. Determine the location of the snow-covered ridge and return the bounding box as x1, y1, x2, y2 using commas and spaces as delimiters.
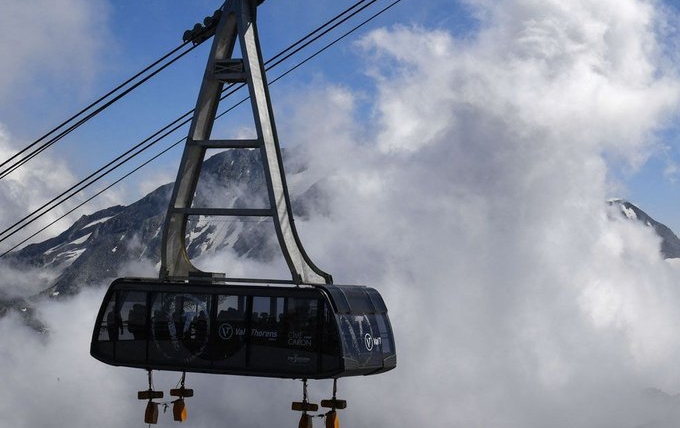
6, 158, 679, 306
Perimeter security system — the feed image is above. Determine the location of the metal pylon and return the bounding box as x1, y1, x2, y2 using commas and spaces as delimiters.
160, 0, 332, 285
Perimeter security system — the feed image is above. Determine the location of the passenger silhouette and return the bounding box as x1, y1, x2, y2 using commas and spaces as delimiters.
106, 310, 122, 341
128, 304, 147, 339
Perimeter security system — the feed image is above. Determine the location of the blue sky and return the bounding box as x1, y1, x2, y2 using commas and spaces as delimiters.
0, 0, 466, 237
2, 0, 680, 241
1, 0, 460, 151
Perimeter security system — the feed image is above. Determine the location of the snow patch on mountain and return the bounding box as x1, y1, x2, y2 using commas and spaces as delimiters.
2, 150, 679, 334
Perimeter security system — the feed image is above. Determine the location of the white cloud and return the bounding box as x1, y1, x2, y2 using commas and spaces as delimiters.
0, 0, 111, 103
0, 125, 81, 248
292, 0, 680, 426
0, 123, 131, 252
0, 0, 117, 251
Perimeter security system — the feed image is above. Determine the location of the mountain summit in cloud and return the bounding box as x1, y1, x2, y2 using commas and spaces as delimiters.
608, 198, 680, 259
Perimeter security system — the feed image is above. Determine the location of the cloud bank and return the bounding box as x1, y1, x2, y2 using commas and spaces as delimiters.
0, 126, 80, 251
0, 0, 118, 252
3, 0, 680, 427
288, 0, 680, 426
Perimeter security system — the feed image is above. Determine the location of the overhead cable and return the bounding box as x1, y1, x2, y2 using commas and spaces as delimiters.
0, 0, 405, 254
0, 0, 371, 180
0, 42, 199, 180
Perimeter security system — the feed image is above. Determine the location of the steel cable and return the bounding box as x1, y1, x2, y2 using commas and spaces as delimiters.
0, 42, 198, 180
0, 0, 405, 254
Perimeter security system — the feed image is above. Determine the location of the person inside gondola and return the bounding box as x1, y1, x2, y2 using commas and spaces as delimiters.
172, 305, 186, 339
106, 309, 123, 341
128, 304, 147, 339
190, 311, 208, 342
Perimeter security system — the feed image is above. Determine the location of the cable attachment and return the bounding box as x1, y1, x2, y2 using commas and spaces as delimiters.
138, 370, 164, 424
320, 379, 346, 428
182, 9, 222, 45
170, 372, 194, 422
292, 379, 319, 428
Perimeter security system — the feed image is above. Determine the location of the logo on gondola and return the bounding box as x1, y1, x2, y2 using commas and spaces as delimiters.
219, 323, 234, 340
364, 333, 381, 351
365, 333, 374, 351
287, 354, 312, 366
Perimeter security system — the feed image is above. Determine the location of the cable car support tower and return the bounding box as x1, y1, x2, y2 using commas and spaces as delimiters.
161, 0, 331, 285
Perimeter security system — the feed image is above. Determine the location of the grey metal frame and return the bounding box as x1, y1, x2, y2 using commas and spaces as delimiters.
160, 0, 332, 285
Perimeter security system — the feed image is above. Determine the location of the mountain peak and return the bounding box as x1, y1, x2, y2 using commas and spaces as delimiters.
607, 198, 680, 259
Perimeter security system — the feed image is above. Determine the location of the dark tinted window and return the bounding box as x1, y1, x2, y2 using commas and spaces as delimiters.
98, 294, 119, 341
120, 291, 148, 340
92, 282, 350, 378
250, 295, 283, 344
284, 297, 318, 351
340, 287, 374, 313
148, 292, 212, 364
213, 294, 248, 364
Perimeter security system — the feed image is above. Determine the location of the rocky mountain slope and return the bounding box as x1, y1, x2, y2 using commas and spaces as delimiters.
0, 148, 327, 325
0, 150, 678, 329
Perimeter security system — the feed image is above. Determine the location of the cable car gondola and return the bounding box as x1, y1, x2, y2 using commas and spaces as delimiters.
91, 278, 396, 378
90, 0, 396, 424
